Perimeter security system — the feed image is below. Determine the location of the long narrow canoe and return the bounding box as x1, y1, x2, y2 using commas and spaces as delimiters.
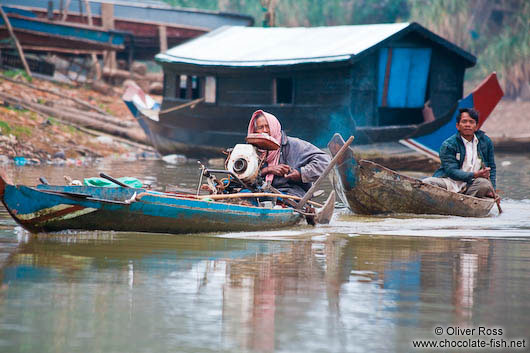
0, 174, 302, 234
0, 6, 125, 53
328, 134, 495, 217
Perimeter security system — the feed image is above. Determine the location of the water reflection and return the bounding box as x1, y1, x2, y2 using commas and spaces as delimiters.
0, 155, 529, 352
0, 233, 528, 352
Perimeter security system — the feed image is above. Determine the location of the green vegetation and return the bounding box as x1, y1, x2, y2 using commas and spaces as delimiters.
0, 120, 32, 138
162, 0, 528, 98
2, 69, 32, 83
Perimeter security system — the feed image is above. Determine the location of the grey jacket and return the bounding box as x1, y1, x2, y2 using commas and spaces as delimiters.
268, 132, 331, 197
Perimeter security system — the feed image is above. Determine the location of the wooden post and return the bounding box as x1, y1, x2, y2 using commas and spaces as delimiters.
158, 25, 167, 52
101, 3, 116, 70
83, 0, 100, 80
61, 0, 71, 21
0, 7, 32, 77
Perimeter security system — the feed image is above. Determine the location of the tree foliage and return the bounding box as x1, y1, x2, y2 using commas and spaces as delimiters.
162, 0, 529, 98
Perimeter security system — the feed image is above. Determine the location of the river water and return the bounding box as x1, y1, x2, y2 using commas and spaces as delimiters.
0, 153, 529, 353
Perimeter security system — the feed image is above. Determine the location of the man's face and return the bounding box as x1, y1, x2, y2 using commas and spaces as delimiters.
456, 112, 478, 140
255, 116, 270, 135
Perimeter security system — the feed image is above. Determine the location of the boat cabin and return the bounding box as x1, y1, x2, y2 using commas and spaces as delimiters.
154, 23, 476, 150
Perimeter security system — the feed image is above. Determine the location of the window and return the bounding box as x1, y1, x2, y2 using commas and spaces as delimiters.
174, 74, 215, 103
176, 74, 187, 99
204, 76, 216, 103
274, 77, 293, 104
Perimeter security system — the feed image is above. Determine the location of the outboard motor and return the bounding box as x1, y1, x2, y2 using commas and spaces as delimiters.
227, 144, 261, 184
198, 133, 280, 194
227, 133, 281, 186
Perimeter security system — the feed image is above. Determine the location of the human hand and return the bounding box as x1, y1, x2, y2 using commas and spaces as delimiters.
261, 164, 291, 177
474, 167, 491, 179
261, 164, 301, 181
283, 167, 301, 181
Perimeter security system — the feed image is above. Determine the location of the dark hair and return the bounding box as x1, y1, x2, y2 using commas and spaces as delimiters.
457, 108, 479, 124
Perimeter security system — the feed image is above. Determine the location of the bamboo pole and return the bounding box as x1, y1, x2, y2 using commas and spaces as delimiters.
0, 7, 31, 77
159, 97, 204, 115
198, 192, 323, 208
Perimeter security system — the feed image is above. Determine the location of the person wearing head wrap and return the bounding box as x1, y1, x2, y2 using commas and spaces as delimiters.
248, 110, 331, 197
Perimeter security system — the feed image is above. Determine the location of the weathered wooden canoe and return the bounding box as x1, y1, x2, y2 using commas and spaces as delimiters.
0, 175, 302, 234
0, 6, 125, 54
328, 134, 495, 217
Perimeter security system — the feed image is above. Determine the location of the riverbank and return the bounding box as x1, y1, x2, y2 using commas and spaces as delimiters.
0, 70, 157, 165
0, 69, 527, 167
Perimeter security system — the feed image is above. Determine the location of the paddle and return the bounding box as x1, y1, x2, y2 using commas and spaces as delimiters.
99, 172, 131, 188
489, 184, 502, 214
296, 135, 354, 210
480, 163, 502, 215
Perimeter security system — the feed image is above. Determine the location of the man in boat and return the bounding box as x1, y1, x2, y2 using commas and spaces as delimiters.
423, 108, 497, 199
248, 110, 331, 197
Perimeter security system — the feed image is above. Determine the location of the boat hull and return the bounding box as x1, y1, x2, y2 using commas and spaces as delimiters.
128, 97, 454, 158
123, 74, 501, 159
329, 134, 495, 217
0, 11, 124, 53
0, 183, 302, 234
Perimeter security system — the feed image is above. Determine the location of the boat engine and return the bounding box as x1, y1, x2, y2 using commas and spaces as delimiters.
226, 144, 261, 184
198, 134, 279, 195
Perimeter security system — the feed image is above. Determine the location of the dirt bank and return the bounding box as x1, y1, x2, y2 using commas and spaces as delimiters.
481, 99, 530, 152
481, 99, 530, 137
0, 70, 156, 165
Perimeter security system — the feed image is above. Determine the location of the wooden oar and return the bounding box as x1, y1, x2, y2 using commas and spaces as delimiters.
296, 135, 354, 210
489, 184, 502, 214
99, 172, 131, 188
480, 163, 502, 215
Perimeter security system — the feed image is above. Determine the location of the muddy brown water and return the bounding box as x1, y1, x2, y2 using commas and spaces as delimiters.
0, 152, 528, 352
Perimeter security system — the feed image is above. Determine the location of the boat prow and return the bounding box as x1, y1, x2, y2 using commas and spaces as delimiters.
400, 72, 504, 160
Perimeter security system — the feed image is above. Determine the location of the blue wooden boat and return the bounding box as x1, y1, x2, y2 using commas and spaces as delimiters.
328, 134, 496, 217
0, 6, 125, 53
1, 1, 253, 59
0, 174, 303, 234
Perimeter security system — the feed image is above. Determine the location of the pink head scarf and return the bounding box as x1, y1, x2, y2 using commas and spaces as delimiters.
247, 110, 282, 183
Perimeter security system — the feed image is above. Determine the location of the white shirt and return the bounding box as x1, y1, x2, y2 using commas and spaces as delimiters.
442, 134, 482, 192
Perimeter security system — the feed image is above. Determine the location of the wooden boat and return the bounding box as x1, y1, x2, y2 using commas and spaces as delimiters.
0, 6, 125, 54
400, 72, 504, 160
0, 174, 303, 234
123, 72, 502, 161
328, 134, 495, 217
1, 0, 253, 59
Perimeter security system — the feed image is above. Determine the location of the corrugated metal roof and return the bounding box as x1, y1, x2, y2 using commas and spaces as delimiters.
156, 23, 411, 67
156, 22, 477, 68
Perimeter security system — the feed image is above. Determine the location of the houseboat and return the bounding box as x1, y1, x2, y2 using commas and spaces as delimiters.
130, 22, 481, 157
